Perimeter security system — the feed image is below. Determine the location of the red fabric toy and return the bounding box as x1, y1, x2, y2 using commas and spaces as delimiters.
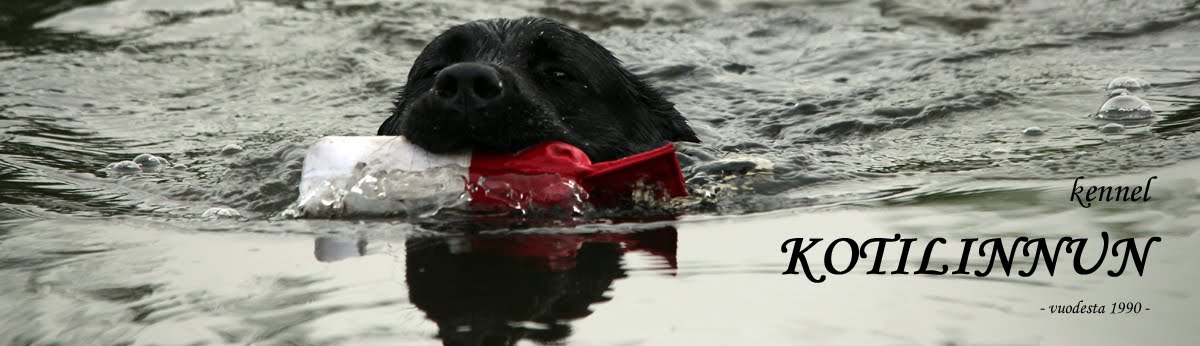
467, 141, 688, 211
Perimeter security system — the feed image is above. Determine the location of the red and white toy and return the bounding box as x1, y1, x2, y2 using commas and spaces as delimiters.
295, 136, 687, 217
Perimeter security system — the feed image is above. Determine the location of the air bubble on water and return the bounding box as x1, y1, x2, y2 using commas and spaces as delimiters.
1106, 76, 1132, 90
115, 45, 141, 55
1099, 123, 1125, 133
1021, 127, 1044, 136
104, 153, 182, 176
1096, 95, 1154, 120
220, 144, 244, 156
202, 207, 241, 219
107, 161, 141, 175
1107, 88, 1131, 99
133, 153, 169, 170
1106, 76, 1151, 91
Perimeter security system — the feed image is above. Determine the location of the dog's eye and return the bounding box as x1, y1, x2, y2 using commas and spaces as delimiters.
425, 66, 446, 79
546, 68, 574, 82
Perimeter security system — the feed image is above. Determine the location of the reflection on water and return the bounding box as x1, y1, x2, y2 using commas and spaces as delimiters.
1, 172, 1199, 345
316, 228, 676, 346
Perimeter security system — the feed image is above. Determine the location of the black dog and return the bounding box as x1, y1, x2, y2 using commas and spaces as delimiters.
377, 17, 698, 163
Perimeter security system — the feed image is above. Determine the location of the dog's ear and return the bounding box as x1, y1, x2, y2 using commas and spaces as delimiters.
629, 75, 700, 143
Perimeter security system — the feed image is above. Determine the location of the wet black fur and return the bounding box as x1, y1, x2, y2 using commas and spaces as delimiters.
377, 17, 698, 162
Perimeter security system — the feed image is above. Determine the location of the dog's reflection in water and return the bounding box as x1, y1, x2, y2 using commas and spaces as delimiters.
313, 227, 677, 346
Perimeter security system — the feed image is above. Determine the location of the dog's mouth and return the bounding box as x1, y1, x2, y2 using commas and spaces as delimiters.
404, 108, 555, 155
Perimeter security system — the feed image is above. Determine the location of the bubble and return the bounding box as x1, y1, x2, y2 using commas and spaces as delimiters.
1106, 76, 1133, 90
1134, 78, 1151, 90
1096, 95, 1154, 120
133, 154, 156, 165
107, 161, 141, 175
106, 154, 178, 176
115, 45, 141, 55
133, 153, 168, 169
1106, 76, 1151, 91
1099, 123, 1125, 133
1107, 88, 1131, 99
220, 144, 244, 156
202, 207, 241, 218
1021, 127, 1044, 136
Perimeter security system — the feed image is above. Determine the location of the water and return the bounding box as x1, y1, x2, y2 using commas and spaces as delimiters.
3, 0, 1200, 344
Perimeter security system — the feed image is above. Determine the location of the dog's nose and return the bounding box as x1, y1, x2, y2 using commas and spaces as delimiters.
433, 63, 503, 107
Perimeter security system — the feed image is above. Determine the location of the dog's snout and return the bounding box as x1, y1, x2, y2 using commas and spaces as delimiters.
434, 63, 503, 106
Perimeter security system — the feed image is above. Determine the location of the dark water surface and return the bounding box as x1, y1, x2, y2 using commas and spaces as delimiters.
3, 0, 1200, 345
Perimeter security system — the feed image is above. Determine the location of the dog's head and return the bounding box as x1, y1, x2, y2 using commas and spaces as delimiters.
377, 17, 698, 162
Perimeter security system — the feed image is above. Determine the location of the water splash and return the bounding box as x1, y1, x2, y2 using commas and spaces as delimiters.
466, 174, 594, 217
